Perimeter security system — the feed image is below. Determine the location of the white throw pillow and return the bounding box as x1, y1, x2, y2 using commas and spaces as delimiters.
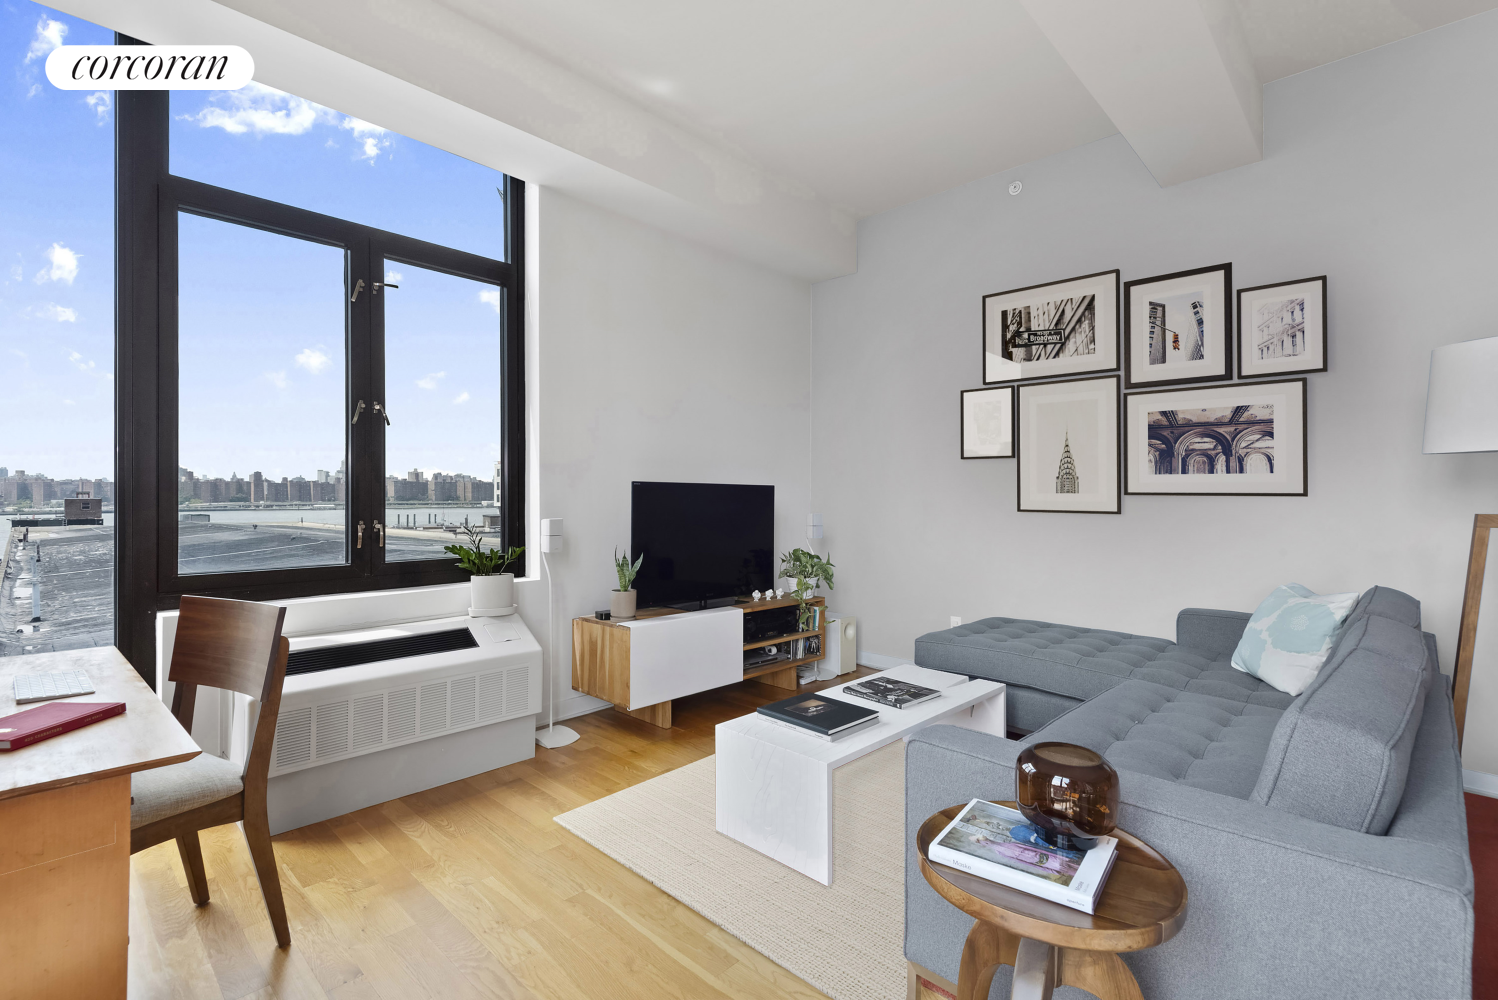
1230, 584, 1360, 696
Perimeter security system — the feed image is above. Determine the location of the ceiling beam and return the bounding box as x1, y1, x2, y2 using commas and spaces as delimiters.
1016, 0, 1262, 186
50, 0, 855, 281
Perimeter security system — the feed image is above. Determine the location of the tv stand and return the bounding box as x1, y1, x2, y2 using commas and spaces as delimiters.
571, 596, 826, 729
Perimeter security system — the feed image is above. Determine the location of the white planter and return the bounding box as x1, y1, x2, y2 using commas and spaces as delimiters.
470, 573, 515, 613
610, 589, 637, 620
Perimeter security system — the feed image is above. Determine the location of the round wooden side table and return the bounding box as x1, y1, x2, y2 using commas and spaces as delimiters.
917, 803, 1187, 1000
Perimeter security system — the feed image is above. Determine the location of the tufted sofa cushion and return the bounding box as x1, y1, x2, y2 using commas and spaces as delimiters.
914, 617, 1294, 710
1025, 679, 1285, 799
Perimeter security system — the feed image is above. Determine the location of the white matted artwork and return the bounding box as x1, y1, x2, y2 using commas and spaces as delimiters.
1125, 379, 1307, 496
1124, 264, 1232, 388
960, 386, 1013, 458
1237, 276, 1327, 378
982, 270, 1119, 384
1017, 375, 1120, 513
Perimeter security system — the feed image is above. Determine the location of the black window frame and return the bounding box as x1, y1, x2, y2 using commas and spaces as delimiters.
115, 64, 526, 683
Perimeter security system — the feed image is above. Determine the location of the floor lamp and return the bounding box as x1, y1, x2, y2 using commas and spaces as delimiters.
536, 517, 580, 749
1423, 335, 1498, 748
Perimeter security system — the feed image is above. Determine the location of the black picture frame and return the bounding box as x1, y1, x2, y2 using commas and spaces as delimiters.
1124, 263, 1233, 389
981, 269, 1120, 384
1123, 378, 1308, 496
1016, 374, 1121, 514
960, 386, 1014, 459
1237, 276, 1328, 379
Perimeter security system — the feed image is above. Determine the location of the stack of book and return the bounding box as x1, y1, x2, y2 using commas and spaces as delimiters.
929, 798, 1119, 913
756, 692, 879, 742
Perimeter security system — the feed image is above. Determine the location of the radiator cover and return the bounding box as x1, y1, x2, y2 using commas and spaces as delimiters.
267, 614, 541, 778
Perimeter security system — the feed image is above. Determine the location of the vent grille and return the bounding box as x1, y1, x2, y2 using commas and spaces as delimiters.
505, 666, 529, 714
275, 706, 313, 769
350, 693, 384, 751
388, 687, 418, 742
286, 628, 478, 676
450, 676, 476, 729
420, 681, 448, 735
314, 701, 350, 759
478, 671, 504, 720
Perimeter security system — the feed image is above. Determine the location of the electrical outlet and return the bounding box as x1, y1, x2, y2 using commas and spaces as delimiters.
950, 616, 962, 628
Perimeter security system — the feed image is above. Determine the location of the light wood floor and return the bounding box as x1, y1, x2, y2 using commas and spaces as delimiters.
128, 668, 878, 1000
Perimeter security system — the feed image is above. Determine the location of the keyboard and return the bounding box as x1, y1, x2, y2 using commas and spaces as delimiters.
14, 670, 96, 704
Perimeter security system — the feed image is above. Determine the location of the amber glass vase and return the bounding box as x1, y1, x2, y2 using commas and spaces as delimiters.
1014, 742, 1119, 852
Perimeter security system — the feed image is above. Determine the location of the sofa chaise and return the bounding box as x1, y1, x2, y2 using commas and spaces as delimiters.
905, 587, 1475, 1000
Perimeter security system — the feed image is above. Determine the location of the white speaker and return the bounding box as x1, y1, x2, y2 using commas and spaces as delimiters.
824, 613, 858, 676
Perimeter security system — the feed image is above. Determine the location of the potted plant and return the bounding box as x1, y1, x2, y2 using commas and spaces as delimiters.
780, 548, 836, 681
445, 525, 525, 614
611, 548, 644, 620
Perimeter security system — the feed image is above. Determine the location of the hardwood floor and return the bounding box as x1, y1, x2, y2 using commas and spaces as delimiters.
128, 668, 878, 1000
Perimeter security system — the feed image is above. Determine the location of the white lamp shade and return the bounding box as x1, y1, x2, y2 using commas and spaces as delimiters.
1423, 336, 1498, 454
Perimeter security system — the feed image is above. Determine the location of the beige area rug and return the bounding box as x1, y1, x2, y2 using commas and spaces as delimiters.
555, 741, 907, 1000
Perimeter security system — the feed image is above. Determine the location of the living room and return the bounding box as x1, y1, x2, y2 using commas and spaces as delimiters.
1, 2, 1494, 999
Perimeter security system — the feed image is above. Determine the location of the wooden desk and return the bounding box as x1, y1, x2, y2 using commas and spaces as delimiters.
0, 647, 200, 1000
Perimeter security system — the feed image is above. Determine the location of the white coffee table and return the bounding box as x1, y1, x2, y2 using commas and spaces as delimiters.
715, 666, 1006, 885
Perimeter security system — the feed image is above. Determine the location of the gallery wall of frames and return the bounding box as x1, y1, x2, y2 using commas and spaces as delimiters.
959, 265, 1326, 513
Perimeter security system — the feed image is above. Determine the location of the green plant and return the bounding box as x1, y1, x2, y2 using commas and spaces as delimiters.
779, 547, 834, 631
614, 548, 643, 592
444, 524, 524, 576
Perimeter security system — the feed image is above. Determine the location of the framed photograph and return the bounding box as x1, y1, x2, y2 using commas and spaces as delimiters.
1124, 263, 1232, 388
1124, 379, 1307, 496
1237, 276, 1327, 378
1016, 375, 1120, 514
983, 270, 1119, 384
960, 386, 1014, 459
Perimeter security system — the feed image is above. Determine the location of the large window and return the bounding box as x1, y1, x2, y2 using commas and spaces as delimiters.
0, 4, 116, 656
114, 53, 525, 676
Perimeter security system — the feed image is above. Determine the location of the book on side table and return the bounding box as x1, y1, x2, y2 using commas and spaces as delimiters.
929, 798, 1118, 913
0, 700, 126, 750
841, 675, 942, 709
757, 691, 879, 741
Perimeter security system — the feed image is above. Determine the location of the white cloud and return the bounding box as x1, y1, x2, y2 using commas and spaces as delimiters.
339, 116, 392, 162
34, 303, 77, 322
85, 91, 111, 124
265, 370, 288, 390
26, 84, 40, 100
452, 391, 470, 405
415, 371, 445, 390
8, 260, 20, 283
385, 269, 403, 283
294, 347, 331, 374
67, 349, 96, 373
8, 348, 27, 358
182, 82, 328, 136
62, 398, 74, 406
341, 116, 385, 138
35, 243, 79, 285
25, 17, 66, 63
478, 289, 503, 313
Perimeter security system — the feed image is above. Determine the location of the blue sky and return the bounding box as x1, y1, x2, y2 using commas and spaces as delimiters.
2, 2, 507, 485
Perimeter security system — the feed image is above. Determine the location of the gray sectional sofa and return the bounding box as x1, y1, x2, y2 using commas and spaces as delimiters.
905, 587, 1474, 1000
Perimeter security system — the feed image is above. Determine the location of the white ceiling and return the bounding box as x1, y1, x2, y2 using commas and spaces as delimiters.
437, 0, 1498, 217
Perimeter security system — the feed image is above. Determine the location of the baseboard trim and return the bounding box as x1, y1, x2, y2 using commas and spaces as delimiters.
857, 651, 910, 671
553, 691, 611, 724
1464, 768, 1498, 798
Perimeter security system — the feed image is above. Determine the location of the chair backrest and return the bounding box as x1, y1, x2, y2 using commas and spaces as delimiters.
169, 595, 290, 789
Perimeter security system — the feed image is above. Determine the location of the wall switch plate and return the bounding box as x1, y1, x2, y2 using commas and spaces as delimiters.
950, 616, 962, 627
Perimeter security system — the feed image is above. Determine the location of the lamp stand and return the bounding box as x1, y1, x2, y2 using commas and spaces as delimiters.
1454, 513, 1497, 750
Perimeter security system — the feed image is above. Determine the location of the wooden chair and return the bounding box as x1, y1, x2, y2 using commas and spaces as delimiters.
129, 595, 293, 948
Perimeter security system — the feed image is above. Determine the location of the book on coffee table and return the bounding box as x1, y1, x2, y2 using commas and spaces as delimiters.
757, 691, 879, 740
841, 675, 942, 709
929, 798, 1118, 914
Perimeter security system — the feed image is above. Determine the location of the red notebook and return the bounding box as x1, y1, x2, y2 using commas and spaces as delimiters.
0, 701, 126, 750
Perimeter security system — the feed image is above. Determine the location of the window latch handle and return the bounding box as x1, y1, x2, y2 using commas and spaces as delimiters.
352, 399, 366, 425
350, 278, 365, 302
374, 282, 398, 293
374, 402, 391, 426
374, 521, 385, 547
357, 521, 365, 548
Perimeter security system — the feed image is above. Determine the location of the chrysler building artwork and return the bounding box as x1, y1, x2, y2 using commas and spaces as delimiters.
1055, 431, 1080, 493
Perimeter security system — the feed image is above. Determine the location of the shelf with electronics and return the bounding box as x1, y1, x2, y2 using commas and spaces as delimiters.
571, 594, 828, 729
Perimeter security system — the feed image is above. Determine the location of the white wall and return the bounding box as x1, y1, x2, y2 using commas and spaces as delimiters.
810, 15, 1498, 769
519, 187, 812, 723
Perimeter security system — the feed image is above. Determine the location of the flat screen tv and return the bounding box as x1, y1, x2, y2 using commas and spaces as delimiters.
631, 481, 774, 609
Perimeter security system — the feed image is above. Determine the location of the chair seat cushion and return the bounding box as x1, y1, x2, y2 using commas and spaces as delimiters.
914, 617, 1294, 709
130, 752, 243, 830
1027, 679, 1286, 799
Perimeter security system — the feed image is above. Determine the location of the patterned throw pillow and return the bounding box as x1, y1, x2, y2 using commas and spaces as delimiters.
1230, 584, 1360, 695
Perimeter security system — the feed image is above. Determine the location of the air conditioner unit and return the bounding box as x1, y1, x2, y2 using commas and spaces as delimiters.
258, 612, 540, 833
